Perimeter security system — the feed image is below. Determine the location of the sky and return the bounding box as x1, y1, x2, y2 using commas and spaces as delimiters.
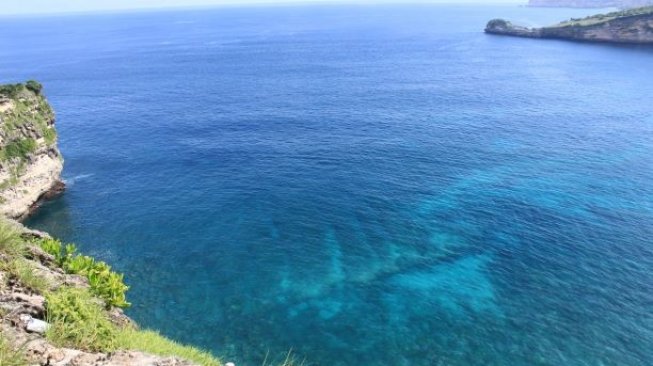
1, 0, 524, 15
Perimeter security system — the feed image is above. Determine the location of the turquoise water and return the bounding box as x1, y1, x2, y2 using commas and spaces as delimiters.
2, 4, 653, 365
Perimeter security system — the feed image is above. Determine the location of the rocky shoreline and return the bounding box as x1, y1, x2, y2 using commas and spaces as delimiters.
0, 82, 218, 366
485, 6, 653, 44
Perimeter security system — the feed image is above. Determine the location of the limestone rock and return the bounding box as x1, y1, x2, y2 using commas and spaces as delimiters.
0, 82, 64, 220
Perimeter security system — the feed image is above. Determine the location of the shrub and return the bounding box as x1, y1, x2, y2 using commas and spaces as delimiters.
25, 80, 43, 95
0, 84, 23, 98
38, 239, 130, 308
45, 287, 118, 352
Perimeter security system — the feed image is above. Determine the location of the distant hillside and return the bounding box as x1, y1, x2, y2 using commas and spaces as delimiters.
529, 0, 653, 8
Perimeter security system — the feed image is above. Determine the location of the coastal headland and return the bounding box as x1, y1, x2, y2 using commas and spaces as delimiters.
486, 6, 653, 43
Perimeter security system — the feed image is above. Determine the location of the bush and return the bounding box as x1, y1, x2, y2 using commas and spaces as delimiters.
45, 287, 118, 352
25, 80, 43, 95
0, 84, 23, 98
38, 239, 130, 308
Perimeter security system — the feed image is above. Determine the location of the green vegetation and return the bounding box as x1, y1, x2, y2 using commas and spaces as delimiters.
38, 238, 130, 308
2, 258, 50, 293
117, 329, 222, 366
263, 350, 306, 366
45, 285, 222, 365
0, 84, 24, 99
0, 219, 223, 365
43, 127, 57, 145
45, 287, 118, 352
0, 81, 43, 98
25, 80, 43, 95
0, 138, 38, 161
557, 5, 653, 27
0, 221, 24, 257
0, 332, 27, 366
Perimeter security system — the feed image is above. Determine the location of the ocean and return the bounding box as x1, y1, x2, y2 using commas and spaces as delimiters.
2, 3, 653, 365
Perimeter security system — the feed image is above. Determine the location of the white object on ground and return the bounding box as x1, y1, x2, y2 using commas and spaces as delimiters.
20, 314, 50, 334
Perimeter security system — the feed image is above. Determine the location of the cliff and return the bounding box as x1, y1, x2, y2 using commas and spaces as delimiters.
529, 0, 653, 8
486, 6, 653, 43
0, 82, 64, 220
0, 82, 222, 366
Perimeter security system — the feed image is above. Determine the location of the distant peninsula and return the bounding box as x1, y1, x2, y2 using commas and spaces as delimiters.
485, 6, 653, 44
529, 0, 653, 8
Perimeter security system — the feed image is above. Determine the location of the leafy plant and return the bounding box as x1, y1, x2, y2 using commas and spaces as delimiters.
64, 254, 95, 274
38, 238, 130, 308
39, 237, 63, 263
45, 287, 118, 352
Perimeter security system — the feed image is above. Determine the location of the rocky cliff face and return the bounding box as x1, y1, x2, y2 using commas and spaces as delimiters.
529, 0, 653, 8
0, 82, 64, 220
486, 7, 653, 43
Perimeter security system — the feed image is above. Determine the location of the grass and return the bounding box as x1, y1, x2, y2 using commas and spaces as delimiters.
0, 220, 25, 257
116, 329, 222, 366
2, 258, 50, 293
0, 138, 38, 162
263, 350, 306, 366
45, 286, 222, 365
45, 287, 118, 352
0, 332, 27, 366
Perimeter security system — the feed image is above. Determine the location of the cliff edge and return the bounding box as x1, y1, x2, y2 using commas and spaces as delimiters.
0, 82, 64, 220
0, 82, 222, 366
486, 6, 653, 44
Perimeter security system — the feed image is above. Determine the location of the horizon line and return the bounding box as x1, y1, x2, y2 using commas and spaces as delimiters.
0, 1, 526, 18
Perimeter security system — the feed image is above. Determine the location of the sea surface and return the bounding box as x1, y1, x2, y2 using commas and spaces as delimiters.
2, 4, 653, 365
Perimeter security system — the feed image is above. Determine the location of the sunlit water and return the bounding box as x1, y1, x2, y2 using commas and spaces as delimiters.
2, 4, 653, 365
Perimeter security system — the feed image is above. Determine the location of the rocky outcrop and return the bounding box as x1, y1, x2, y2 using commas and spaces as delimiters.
0, 82, 64, 220
486, 6, 653, 44
529, 0, 653, 9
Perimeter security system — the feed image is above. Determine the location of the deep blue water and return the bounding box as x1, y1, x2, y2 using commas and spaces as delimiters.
2, 4, 653, 365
